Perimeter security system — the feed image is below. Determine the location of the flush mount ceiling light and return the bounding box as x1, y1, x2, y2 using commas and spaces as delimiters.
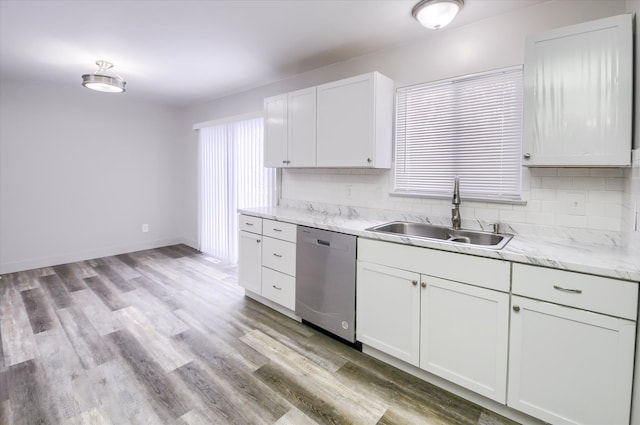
82, 60, 126, 93
412, 0, 464, 30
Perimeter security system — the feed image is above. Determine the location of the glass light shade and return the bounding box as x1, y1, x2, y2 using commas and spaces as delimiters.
412, 0, 463, 30
82, 74, 126, 93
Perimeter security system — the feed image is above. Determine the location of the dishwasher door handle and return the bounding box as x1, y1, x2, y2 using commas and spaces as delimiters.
317, 239, 331, 247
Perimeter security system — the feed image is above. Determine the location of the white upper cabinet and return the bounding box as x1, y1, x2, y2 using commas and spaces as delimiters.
264, 94, 288, 167
523, 14, 633, 167
287, 87, 317, 167
316, 72, 393, 168
264, 88, 317, 168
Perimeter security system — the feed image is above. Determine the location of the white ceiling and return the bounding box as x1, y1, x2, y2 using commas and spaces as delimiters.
0, 0, 545, 105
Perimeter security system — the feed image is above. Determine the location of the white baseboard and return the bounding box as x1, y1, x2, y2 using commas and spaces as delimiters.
0, 237, 187, 274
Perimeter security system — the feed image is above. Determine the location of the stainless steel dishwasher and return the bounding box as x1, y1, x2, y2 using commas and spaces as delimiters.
296, 226, 357, 343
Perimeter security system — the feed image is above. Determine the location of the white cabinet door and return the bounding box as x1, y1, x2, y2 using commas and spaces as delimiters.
316, 72, 393, 168
238, 230, 262, 294
356, 261, 420, 366
507, 296, 636, 425
264, 94, 288, 167
420, 277, 509, 403
288, 87, 316, 167
523, 14, 632, 167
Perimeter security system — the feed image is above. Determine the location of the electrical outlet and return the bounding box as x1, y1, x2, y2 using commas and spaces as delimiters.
142, 223, 149, 233
345, 184, 352, 199
566, 192, 585, 216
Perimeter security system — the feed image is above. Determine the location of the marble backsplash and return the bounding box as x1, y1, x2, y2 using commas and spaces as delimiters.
280, 150, 640, 254
278, 198, 631, 249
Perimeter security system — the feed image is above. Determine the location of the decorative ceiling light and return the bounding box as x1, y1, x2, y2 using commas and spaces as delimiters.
82, 60, 126, 93
412, 0, 464, 30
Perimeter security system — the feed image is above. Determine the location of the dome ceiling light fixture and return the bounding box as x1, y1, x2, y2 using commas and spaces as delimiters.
82, 60, 126, 93
412, 0, 464, 30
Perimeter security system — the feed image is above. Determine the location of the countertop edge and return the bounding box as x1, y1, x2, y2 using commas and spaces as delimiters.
239, 207, 640, 282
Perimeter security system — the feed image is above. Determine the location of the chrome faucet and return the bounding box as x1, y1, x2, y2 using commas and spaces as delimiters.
451, 176, 461, 230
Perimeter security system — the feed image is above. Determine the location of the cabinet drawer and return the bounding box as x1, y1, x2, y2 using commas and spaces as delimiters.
358, 238, 510, 292
261, 267, 295, 310
512, 263, 638, 320
263, 219, 297, 242
239, 215, 262, 234
262, 237, 296, 276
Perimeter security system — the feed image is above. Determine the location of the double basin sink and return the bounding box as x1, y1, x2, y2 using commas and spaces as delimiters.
366, 221, 513, 250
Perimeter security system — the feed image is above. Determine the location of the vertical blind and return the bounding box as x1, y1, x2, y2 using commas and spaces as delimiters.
199, 117, 275, 263
394, 66, 523, 201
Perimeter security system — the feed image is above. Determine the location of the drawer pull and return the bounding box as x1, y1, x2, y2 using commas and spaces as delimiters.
245, 222, 254, 226
553, 285, 582, 294
273, 228, 283, 232
272, 253, 283, 258
272, 285, 282, 290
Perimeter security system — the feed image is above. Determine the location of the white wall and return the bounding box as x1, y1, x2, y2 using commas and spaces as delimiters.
181, 0, 633, 243
0, 79, 185, 273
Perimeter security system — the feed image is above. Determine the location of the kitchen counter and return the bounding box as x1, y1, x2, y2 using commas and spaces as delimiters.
239, 205, 640, 282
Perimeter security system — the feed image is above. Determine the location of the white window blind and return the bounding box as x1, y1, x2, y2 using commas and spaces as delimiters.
394, 66, 523, 201
199, 116, 275, 263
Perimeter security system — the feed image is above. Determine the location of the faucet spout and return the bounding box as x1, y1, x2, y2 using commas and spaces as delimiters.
452, 175, 461, 206
451, 176, 461, 229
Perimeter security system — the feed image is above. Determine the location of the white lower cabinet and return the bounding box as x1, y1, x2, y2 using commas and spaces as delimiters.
356, 239, 639, 422
262, 236, 296, 277
238, 214, 297, 312
238, 230, 262, 294
508, 296, 636, 425
356, 238, 510, 404
420, 277, 509, 403
261, 267, 295, 311
356, 261, 421, 366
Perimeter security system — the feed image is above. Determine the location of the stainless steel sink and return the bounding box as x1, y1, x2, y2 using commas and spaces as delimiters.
365, 221, 513, 249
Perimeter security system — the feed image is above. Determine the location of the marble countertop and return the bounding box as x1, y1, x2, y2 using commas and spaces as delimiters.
239, 206, 640, 282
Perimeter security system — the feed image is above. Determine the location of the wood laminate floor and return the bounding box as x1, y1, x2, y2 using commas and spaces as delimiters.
0, 245, 518, 425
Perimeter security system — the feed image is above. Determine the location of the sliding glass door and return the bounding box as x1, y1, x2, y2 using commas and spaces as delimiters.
198, 116, 275, 263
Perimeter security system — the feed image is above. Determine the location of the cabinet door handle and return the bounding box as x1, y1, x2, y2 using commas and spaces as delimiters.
523, 153, 531, 159
421, 282, 427, 288
272, 285, 282, 290
272, 253, 282, 258
256, 239, 261, 244
366, 157, 372, 163
513, 305, 520, 312
553, 285, 582, 294
412, 280, 418, 286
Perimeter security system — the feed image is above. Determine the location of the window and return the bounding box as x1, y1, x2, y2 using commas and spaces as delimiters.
198, 116, 275, 263
394, 66, 523, 202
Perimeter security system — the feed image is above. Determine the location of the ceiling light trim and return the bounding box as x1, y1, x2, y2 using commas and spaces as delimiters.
412, 0, 464, 30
